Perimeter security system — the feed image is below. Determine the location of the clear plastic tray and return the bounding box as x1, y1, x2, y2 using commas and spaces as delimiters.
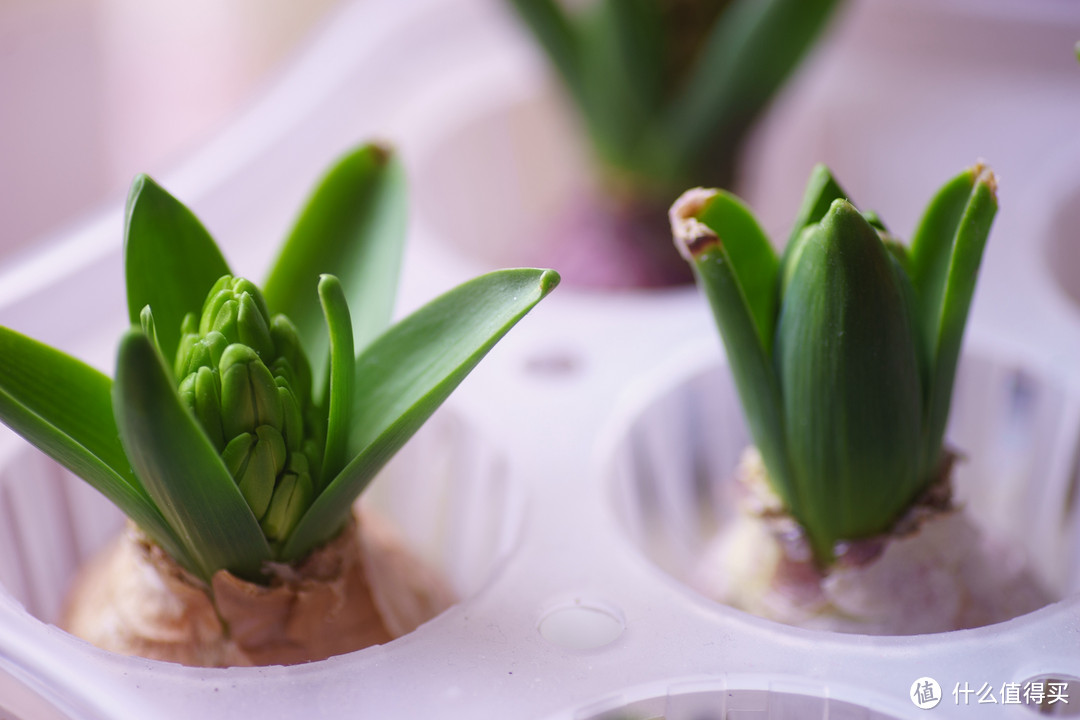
1, 0, 1079, 718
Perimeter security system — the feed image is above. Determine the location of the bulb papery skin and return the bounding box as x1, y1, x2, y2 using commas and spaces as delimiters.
695, 449, 1050, 634
63, 510, 456, 666
174, 275, 321, 542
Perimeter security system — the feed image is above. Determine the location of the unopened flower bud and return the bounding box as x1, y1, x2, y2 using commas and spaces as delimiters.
221, 426, 287, 519
175, 274, 323, 536
219, 344, 284, 439
270, 315, 312, 407
199, 276, 274, 360
260, 453, 315, 541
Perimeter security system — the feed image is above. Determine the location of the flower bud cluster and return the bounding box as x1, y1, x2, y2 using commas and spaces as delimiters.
175, 276, 323, 542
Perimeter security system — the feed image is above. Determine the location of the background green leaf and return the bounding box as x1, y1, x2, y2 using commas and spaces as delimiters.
605, 0, 664, 119
281, 268, 560, 561
124, 175, 232, 362
114, 331, 271, 582
665, 0, 842, 186
262, 145, 407, 397
575, 0, 660, 178
505, 0, 584, 105
0, 327, 192, 567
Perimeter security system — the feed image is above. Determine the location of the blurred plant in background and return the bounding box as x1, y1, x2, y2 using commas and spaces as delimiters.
506, 0, 844, 286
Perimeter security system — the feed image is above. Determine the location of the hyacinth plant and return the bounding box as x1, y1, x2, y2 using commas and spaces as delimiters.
671, 163, 996, 564
505, 0, 843, 285
0, 144, 558, 586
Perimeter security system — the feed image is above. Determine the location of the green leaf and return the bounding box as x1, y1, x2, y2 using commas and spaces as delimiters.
505, 0, 584, 106
665, 0, 843, 179
775, 200, 923, 561
280, 268, 561, 561
574, 1, 659, 174
0, 327, 192, 568
262, 145, 407, 396
139, 306, 161, 355
317, 274, 354, 488
605, 0, 664, 118
114, 331, 271, 583
780, 165, 851, 299
885, 242, 928, 411
693, 190, 780, 354
124, 175, 232, 362
673, 192, 794, 514
907, 165, 997, 475
785, 164, 849, 247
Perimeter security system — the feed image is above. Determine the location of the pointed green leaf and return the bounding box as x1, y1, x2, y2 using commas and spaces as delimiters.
114, 331, 271, 583
907, 165, 997, 474
124, 175, 231, 362
780, 165, 851, 298
317, 274, 354, 488
777, 167, 851, 304
281, 268, 560, 561
786, 164, 849, 247
776, 200, 923, 560
672, 190, 794, 512
262, 145, 407, 397
0, 327, 192, 568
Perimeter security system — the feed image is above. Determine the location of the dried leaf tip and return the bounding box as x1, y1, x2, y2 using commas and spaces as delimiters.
368, 143, 393, 165
972, 160, 998, 197
670, 188, 721, 261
